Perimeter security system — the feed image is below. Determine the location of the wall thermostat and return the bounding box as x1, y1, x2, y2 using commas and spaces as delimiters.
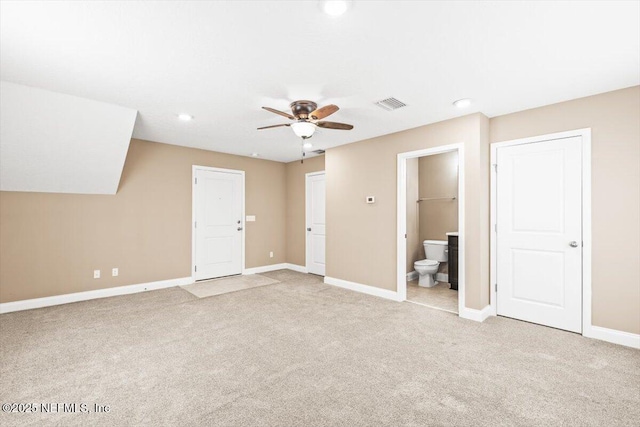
366, 196, 375, 204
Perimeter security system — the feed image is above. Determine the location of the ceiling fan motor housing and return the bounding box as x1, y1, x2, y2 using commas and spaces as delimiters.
290, 100, 317, 119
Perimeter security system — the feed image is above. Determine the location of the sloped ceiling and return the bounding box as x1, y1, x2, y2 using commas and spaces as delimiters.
0, 82, 137, 194
0, 1, 638, 164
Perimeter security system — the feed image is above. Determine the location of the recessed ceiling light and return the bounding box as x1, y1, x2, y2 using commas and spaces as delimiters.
303, 142, 313, 149
178, 114, 193, 121
453, 99, 472, 109
251, 152, 259, 157
322, 1, 349, 17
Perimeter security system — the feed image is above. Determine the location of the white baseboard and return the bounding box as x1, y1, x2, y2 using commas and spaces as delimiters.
324, 276, 401, 302
243, 263, 288, 275
459, 304, 494, 322
584, 325, 640, 349
284, 263, 308, 274
243, 263, 307, 275
406, 270, 418, 281
0, 276, 193, 314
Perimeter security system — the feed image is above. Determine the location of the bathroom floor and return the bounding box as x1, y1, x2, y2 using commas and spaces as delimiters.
407, 280, 458, 313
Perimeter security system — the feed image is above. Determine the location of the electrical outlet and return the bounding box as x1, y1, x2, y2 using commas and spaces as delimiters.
269, 251, 274, 258
112, 268, 119, 277
93, 270, 100, 279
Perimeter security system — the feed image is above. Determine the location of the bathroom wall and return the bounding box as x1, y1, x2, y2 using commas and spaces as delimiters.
418, 151, 459, 242
326, 113, 490, 310
406, 158, 420, 272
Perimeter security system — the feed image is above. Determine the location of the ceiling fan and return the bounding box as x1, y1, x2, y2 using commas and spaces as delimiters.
258, 100, 354, 139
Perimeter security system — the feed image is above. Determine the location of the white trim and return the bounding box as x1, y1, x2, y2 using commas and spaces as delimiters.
406, 270, 418, 281
459, 305, 494, 322
491, 129, 595, 333
243, 263, 308, 275
285, 263, 308, 274
0, 277, 192, 314
192, 165, 245, 283
579, 131, 594, 343
305, 171, 326, 275
584, 326, 640, 349
243, 263, 287, 275
397, 143, 466, 317
324, 276, 402, 302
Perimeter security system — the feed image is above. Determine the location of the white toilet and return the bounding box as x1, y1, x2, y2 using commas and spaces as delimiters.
414, 240, 448, 287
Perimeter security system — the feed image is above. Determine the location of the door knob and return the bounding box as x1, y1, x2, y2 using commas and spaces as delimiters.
307, 228, 312, 231
237, 227, 243, 231
569, 241, 579, 248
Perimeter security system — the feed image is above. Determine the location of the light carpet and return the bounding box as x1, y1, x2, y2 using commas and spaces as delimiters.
181, 273, 280, 298
1, 270, 638, 426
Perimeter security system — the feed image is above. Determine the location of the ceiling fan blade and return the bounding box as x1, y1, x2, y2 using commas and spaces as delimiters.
316, 121, 353, 130
257, 123, 291, 130
262, 106, 295, 120
310, 104, 339, 120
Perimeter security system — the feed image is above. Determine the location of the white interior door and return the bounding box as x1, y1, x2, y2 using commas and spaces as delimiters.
496, 136, 582, 333
306, 172, 326, 276
194, 168, 243, 281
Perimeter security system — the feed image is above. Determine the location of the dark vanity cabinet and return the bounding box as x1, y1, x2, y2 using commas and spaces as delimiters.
448, 235, 459, 291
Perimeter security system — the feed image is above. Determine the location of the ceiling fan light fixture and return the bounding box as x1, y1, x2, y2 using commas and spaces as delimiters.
322, 0, 349, 17
178, 113, 193, 121
291, 122, 316, 138
303, 142, 313, 149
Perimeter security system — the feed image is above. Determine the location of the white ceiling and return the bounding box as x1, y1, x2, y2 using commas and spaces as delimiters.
1, 1, 638, 163
0, 81, 137, 194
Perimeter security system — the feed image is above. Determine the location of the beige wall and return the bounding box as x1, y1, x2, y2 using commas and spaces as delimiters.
3, 87, 636, 335
490, 86, 640, 334
326, 113, 490, 309
0, 139, 286, 303
284, 155, 325, 267
406, 158, 419, 272
418, 151, 459, 242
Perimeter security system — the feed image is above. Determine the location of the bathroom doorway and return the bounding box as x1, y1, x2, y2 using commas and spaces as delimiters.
397, 144, 464, 315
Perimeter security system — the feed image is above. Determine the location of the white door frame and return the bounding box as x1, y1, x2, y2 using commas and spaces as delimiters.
191, 165, 245, 283
397, 143, 466, 315
306, 171, 326, 275
490, 128, 591, 334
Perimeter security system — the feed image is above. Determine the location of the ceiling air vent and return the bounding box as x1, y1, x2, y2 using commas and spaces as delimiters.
312, 149, 325, 155
374, 97, 407, 111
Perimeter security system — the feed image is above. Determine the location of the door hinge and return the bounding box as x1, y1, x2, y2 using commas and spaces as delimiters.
195, 265, 197, 272
493, 163, 498, 172
495, 283, 498, 292
405, 233, 407, 239
194, 221, 197, 228
494, 224, 497, 233
195, 177, 198, 184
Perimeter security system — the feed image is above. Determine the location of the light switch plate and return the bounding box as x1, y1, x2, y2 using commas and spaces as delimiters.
94, 270, 100, 279
112, 268, 119, 277
246, 215, 256, 222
